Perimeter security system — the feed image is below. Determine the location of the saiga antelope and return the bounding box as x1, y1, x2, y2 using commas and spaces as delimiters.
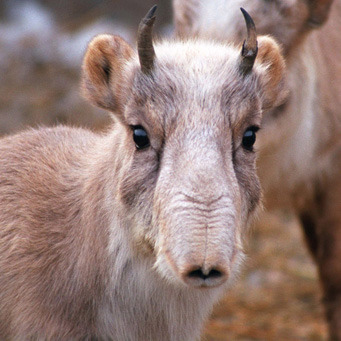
0, 7, 286, 340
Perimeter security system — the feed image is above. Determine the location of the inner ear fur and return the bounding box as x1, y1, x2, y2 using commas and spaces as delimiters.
82, 34, 135, 113
255, 36, 288, 110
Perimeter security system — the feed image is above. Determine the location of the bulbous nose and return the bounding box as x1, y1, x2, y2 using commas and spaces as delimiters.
182, 265, 229, 288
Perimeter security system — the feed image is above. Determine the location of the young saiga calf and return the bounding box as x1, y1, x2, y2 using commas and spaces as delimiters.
173, 0, 341, 339
0, 6, 286, 340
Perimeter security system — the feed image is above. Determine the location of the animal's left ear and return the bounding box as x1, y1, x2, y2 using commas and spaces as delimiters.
254, 36, 288, 111
307, 0, 334, 27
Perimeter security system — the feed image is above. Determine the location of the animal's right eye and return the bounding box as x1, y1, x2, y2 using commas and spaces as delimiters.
132, 126, 150, 150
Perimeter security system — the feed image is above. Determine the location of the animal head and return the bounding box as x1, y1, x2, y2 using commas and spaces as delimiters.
82, 7, 286, 288
173, 0, 334, 54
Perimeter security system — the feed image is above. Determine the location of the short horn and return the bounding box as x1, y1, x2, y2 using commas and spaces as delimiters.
137, 5, 157, 74
240, 8, 258, 75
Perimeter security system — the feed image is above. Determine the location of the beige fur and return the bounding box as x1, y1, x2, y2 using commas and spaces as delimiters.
0, 16, 286, 340
172, 0, 341, 339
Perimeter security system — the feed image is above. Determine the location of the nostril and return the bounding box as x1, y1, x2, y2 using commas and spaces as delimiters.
182, 265, 228, 287
187, 268, 223, 281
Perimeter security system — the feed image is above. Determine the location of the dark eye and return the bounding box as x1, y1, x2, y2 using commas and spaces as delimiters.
132, 125, 150, 150
242, 126, 259, 151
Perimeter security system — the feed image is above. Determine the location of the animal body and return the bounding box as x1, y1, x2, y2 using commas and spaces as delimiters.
0, 7, 287, 340
173, 0, 341, 339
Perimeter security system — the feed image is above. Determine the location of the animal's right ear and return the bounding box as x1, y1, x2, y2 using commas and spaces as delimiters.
82, 34, 135, 113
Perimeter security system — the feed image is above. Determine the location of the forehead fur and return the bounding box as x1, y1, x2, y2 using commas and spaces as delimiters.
154, 39, 240, 71
124, 39, 260, 131
141, 39, 242, 89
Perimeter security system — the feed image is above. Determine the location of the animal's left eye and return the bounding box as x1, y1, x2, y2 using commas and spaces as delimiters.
242, 126, 259, 151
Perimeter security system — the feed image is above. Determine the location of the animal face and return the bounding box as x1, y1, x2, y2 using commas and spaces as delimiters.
82, 7, 287, 288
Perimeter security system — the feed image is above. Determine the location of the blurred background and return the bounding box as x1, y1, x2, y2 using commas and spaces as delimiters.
0, 1, 327, 340
0, 0, 172, 135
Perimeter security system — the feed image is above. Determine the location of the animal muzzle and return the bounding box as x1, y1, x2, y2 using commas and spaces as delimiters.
157, 196, 240, 289
154, 143, 242, 288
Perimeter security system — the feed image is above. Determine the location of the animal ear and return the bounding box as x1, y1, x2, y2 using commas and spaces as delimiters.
172, 0, 199, 37
255, 36, 288, 110
82, 34, 135, 113
307, 0, 334, 27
